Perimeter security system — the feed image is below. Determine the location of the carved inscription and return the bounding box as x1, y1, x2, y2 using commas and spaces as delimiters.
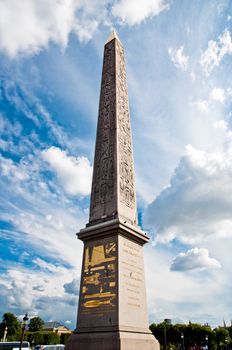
89, 37, 136, 223
121, 241, 143, 309
116, 41, 135, 209
118, 236, 148, 330
90, 41, 116, 217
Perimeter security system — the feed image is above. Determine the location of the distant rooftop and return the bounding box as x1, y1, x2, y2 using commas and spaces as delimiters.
43, 321, 62, 329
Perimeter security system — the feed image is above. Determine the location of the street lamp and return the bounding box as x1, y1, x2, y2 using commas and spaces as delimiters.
164, 327, 167, 350
3, 326, 8, 342
181, 332, 185, 350
19, 314, 29, 350
205, 335, 208, 350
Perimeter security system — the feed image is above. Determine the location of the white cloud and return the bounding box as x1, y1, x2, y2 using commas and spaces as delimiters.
0, 0, 72, 57
145, 142, 232, 245
0, 150, 87, 266
168, 46, 189, 72
1, 79, 84, 154
170, 248, 221, 271
144, 245, 227, 327
200, 29, 232, 76
0, 148, 85, 324
112, 0, 169, 26
42, 146, 92, 196
0, 155, 29, 181
7, 207, 85, 267
192, 99, 209, 113
0, 0, 169, 57
0, 0, 110, 57
33, 257, 67, 274
213, 119, 228, 130
0, 263, 78, 325
0, 114, 22, 137
64, 278, 79, 295
210, 87, 225, 103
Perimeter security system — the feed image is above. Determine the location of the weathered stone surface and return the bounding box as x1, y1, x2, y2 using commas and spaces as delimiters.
118, 234, 149, 332
66, 331, 159, 350
89, 32, 137, 227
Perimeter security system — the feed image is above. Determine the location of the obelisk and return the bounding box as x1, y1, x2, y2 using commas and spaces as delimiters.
66, 31, 160, 350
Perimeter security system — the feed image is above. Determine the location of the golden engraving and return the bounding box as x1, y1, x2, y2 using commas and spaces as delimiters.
84, 244, 116, 271
80, 241, 117, 313
90, 266, 105, 272
84, 291, 115, 299
84, 273, 100, 285
83, 299, 114, 308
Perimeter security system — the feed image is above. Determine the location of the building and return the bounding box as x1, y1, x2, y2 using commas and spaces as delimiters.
43, 322, 71, 335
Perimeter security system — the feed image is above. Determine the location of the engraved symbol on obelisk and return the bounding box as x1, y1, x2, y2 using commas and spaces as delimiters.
89, 30, 138, 226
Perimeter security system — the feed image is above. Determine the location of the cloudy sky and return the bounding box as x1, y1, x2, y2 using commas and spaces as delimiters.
0, 0, 232, 329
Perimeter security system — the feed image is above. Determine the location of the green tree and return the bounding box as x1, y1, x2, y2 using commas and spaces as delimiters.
26, 331, 46, 346
60, 332, 72, 345
183, 323, 213, 348
26, 331, 60, 346
150, 322, 214, 350
28, 317, 44, 332
43, 332, 60, 344
213, 327, 230, 349
0, 312, 21, 340
228, 326, 232, 339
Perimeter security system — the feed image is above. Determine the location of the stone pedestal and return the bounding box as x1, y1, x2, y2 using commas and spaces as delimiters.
66, 331, 159, 350
65, 220, 159, 350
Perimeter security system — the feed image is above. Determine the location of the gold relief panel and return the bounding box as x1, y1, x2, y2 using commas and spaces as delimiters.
79, 237, 118, 319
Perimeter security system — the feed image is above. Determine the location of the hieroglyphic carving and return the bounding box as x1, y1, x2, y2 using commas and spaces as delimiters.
89, 36, 136, 224
90, 41, 116, 219
116, 41, 136, 209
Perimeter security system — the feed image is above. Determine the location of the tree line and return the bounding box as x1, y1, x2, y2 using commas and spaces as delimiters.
150, 322, 232, 350
1, 312, 232, 349
0, 313, 71, 345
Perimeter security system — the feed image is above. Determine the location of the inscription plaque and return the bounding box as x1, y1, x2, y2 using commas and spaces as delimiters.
78, 236, 118, 329
119, 235, 149, 331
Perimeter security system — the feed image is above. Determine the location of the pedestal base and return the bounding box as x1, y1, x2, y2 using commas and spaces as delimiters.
65, 331, 160, 350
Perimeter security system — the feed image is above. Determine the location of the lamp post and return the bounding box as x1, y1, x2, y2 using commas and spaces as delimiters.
164, 327, 167, 350
19, 314, 29, 350
3, 326, 8, 342
205, 335, 208, 350
181, 332, 185, 350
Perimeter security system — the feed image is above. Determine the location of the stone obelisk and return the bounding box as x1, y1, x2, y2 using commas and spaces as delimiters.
66, 31, 160, 350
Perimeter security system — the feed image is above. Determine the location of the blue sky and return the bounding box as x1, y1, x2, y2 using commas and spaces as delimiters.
0, 0, 232, 329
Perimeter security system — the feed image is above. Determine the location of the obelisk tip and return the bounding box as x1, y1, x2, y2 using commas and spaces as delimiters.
105, 30, 121, 44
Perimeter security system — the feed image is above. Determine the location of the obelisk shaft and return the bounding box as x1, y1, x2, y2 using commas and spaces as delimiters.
89, 33, 137, 227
